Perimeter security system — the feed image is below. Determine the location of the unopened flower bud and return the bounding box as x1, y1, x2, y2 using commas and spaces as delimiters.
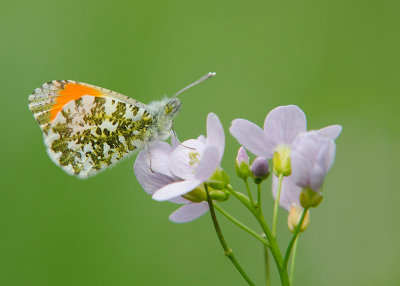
182, 185, 207, 202
288, 205, 310, 233
235, 147, 251, 179
207, 168, 230, 190
209, 187, 230, 202
300, 188, 323, 208
250, 157, 270, 184
273, 146, 291, 176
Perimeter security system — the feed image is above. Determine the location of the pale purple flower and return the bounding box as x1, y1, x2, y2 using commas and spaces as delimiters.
230, 105, 307, 159
272, 174, 301, 211
152, 112, 225, 201
291, 131, 336, 192
134, 113, 225, 223
272, 128, 341, 210
134, 140, 209, 223
236, 146, 249, 166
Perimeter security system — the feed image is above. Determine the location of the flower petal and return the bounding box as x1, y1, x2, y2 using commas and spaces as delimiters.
272, 174, 301, 211
152, 179, 201, 201
206, 113, 225, 156
310, 139, 336, 191
291, 132, 336, 191
230, 119, 272, 158
169, 139, 206, 180
317, 125, 342, 140
197, 135, 206, 143
263, 105, 307, 150
134, 151, 175, 194
169, 196, 191, 204
148, 141, 174, 177
195, 145, 220, 181
169, 201, 209, 223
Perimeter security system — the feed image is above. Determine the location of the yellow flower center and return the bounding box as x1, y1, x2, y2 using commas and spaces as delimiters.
188, 151, 200, 166
273, 145, 291, 176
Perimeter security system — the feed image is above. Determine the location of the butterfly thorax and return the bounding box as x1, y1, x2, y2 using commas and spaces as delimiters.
145, 97, 181, 144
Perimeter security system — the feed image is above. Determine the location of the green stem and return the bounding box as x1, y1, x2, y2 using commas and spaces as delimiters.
213, 203, 269, 246
244, 179, 255, 207
205, 185, 255, 286
226, 185, 258, 215
272, 173, 284, 237
283, 208, 309, 269
257, 183, 270, 286
257, 183, 262, 214
262, 234, 271, 286
226, 185, 290, 286
256, 215, 290, 286
289, 237, 299, 285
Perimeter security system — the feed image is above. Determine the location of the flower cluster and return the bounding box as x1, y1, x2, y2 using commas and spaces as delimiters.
133, 104, 342, 285
230, 105, 341, 229
135, 105, 341, 228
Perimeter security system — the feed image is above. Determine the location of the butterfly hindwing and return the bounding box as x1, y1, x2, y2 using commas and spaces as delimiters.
29, 80, 154, 178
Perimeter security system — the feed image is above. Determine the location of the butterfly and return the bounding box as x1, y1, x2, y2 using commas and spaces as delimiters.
28, 72, 215, 179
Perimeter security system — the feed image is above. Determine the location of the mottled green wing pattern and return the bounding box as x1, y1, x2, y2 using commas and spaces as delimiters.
44, 95, 154, 178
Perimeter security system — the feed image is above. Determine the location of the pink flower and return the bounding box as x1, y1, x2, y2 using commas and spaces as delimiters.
134, 113, 226, 223
230, 105, 307, 159
272, 128, 342, 210
230, 104, 341, 209
152, 113, 225, 201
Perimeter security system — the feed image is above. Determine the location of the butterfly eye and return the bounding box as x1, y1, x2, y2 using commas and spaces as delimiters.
165, 104, 173, 115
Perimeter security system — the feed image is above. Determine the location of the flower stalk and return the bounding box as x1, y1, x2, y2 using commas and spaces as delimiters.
264, 243, 271, 286
244, 179, 255, 208
289, 237, 299, 285
272, 173, 284, 237
225, 185, 290, 286
205, 185, 255, 286
257, 183, 262, 213
213, 203, 269, 246
283, 207, 309, 269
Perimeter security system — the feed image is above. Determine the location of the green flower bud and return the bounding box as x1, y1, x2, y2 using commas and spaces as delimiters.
182, 185, 207, 202
207, 168, 230, 190
209, 187, 230, 202
235, 147, 251, 179
273, 146, 291, 176
300, 188, 323, 208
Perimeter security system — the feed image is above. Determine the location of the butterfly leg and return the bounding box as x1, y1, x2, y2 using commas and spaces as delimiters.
171, 128, 195, 150
144, 143, 156, 173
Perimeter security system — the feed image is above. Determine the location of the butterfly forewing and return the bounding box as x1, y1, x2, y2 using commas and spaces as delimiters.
28, 80, 154, 178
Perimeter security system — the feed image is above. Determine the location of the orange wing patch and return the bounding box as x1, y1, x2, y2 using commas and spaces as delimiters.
50, 83, 102, 121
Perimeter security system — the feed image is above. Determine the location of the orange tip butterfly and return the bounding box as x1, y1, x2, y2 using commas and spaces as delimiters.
28, 72, 216, 178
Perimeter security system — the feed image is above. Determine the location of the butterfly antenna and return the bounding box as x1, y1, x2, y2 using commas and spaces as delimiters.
172, 72, 216, 98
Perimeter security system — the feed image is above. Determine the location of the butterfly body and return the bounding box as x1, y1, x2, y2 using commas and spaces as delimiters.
28, 80, 181, 178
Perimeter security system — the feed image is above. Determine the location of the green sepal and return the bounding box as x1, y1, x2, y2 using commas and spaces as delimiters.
207, 168, 230, 190
300, 188, 323, 208
235, 161, 251, 179
251, 172, 270, 184
182, 186, 207, 202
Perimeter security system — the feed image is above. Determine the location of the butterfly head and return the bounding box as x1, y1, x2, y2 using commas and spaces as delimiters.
146, 97, 181, 143
165, 97, 182, 118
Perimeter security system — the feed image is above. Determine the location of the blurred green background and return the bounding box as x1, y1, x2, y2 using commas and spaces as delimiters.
1, 0, 399, 285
